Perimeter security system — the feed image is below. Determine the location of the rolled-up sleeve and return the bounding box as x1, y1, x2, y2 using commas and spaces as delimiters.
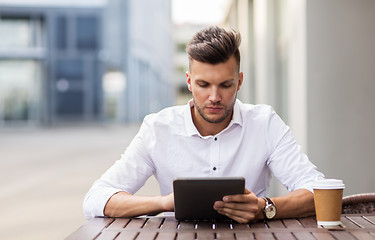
83, 118, 156, 219
266, 109, 324, 193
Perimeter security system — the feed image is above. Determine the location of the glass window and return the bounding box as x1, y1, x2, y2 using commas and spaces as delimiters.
0, 60, 41, 123
0, 17, 43, 50
56, 91, 83, 115
55, 16, 67, 50
76, 16, 98, 50
56, 59, 83, 81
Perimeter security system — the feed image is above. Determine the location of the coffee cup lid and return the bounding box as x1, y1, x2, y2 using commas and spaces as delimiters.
313, 179, 345, 189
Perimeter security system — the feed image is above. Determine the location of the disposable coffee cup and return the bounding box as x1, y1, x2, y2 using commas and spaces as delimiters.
313, 179, 345, 226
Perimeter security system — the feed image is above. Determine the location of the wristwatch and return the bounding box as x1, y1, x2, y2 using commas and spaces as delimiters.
263, 197, 277, 220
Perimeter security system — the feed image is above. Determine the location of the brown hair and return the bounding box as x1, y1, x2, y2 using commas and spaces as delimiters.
186, 26, 241, 70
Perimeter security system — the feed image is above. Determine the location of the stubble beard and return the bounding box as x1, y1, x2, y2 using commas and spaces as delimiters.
193, 95, 237, 124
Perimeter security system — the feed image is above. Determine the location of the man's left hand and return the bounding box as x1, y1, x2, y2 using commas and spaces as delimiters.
213, 188, 265, 223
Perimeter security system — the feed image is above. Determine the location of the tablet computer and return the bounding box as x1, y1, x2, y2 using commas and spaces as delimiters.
173, 177, 245, 221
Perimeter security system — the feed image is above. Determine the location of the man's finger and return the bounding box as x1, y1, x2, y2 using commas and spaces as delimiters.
216, 208, 254, 224
223, 193, 256, 203
217, 202, 258, 212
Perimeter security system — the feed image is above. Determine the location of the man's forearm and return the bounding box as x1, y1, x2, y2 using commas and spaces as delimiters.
271, 189, 315, 219
104, 191, 174, 218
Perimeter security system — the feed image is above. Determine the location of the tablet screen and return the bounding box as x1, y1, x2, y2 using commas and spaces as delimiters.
173, 177, 245, 221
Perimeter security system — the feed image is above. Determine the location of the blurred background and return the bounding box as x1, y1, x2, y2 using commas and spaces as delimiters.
0, 0, 374, 239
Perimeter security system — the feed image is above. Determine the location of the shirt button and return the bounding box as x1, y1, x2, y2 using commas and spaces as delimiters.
214, 137, 217, 141
213, 167, 217, 171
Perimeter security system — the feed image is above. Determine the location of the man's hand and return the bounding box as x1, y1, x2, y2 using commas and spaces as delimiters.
213, 188, 265, 223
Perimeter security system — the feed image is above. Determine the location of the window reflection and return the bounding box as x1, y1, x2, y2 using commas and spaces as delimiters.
0, 17, 43, 49
0, 60, 41, 124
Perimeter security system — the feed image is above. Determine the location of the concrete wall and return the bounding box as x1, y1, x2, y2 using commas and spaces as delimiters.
306, 0, 375, 196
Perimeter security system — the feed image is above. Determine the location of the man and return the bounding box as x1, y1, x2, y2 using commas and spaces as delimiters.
84, 26, 324, 223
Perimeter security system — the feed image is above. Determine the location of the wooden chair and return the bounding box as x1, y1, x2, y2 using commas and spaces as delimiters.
342, 193, 375, 214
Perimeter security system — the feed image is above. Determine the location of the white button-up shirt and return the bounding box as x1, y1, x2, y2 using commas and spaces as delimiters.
83, 99, 324, 219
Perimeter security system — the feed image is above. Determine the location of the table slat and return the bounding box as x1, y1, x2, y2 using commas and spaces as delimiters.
330, 231, 357, 240
254, 232, 275, 240
66, 217, 114, 240
298, 217, 317, 228
107, 218, 131, 229
135, 232, 158, 240
250, 221, 268, 228
196, 231, 214, 240
160, 218, 179, 229
216, 231, 235, 240
283, 219, 304, 228
235, 232, 255, 240
196, 221, 213, 229
178, 221, 196, 230
126, 218, 147, 229
214, 221, 231, 229
95, 231, 120, 240
293, 232, 316, 240
342, 216, 362, 228
347, 216, 375, 229
232, 222, 250, 230
175, 232, 195, 240
273, 232, 296, 240
267, 219, 285, 228
312, 232, 335, 240
143, 218, 164, 229
350, 231, 375, 240
156, 232, 177, 240
116, 231, 139, 240
366, 216, 375, 224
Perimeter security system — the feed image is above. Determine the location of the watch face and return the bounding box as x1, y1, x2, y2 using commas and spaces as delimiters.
265, 205, 276, 219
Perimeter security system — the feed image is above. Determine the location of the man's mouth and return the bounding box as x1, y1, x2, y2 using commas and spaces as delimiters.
206, 106, 224, 113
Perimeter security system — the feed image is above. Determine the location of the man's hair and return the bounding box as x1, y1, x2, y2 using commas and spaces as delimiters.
186, 26, 241, 70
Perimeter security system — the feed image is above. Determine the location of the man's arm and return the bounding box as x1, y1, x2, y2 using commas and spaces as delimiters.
103, 191, 174, 218
213, 188, 314, 223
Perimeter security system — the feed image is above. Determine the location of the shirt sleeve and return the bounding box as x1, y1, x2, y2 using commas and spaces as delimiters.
83, 119, 155, 219
266, 109, 324, 193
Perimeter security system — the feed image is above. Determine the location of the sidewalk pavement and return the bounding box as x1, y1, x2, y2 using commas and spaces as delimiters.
0, 124, 160, 240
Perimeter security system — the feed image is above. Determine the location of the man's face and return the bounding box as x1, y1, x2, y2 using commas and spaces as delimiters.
186, 55, 243, 125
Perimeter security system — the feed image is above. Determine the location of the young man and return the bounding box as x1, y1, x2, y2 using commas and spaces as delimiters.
84, 26, 324, 223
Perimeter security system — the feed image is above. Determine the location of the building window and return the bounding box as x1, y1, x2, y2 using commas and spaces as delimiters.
55, 16, 67, 50
0, 16, 44, 50
76, 16, 98, 50
0, 60, 41, 124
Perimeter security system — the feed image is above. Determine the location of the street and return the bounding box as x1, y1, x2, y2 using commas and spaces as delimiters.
0, 124, 160, 240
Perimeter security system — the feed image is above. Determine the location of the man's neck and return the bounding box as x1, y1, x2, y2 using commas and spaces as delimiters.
190, 106, 233, 136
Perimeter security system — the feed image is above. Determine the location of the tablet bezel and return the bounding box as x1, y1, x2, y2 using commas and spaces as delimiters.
173, 177, 245, 221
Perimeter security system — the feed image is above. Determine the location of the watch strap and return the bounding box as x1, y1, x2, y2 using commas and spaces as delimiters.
263, 197, 274, 207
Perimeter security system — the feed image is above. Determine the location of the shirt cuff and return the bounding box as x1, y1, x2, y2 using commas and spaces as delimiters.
84, 187, 123, 219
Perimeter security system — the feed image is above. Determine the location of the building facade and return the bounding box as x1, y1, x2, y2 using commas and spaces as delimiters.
223, 0, 375, 196
0, 0, 174, 126
0, 5, 104, 126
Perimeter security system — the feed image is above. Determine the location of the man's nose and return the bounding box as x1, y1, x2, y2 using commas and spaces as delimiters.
208, 87, 221, 103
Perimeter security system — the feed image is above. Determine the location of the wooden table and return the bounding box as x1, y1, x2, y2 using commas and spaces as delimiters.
66, 214, 375, 240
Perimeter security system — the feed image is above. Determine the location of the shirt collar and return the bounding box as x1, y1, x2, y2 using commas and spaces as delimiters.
183, 99, 243, 137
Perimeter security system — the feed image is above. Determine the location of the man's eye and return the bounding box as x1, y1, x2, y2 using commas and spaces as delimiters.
198, 83, 208, 87
222, 84, 233, 88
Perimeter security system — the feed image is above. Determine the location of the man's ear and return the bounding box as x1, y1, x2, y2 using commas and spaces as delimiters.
186, 72, 192, 92
237, 72, 244, 91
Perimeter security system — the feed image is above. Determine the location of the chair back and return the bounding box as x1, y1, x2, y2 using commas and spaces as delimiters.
342, 193, 375, 214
